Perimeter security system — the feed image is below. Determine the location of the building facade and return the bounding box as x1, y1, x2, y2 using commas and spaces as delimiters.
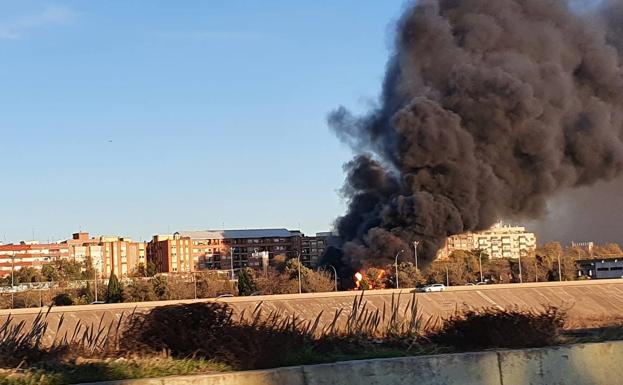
437, 222, 536, 259
0, 242, 69, 278
577, 258, 623, 279
301, 232, 339, 267
147, 229, 304, 273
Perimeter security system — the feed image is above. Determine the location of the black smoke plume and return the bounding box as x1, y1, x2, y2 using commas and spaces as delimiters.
329, 0, 623, 269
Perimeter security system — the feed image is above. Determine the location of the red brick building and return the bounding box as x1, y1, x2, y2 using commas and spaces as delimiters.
147, 229, 304, 274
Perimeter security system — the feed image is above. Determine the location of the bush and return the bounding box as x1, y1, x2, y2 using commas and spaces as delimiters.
125, 279, 157, 302
431, 306, 565, 350
51, 293, 74, 306
237, 268, 257, 296
121, 302, 308, 370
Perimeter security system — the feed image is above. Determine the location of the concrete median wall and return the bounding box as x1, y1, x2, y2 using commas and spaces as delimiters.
82, 340, 623, 385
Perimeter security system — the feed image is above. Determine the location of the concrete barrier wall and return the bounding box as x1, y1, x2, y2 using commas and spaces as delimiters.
81, 340, 623, 385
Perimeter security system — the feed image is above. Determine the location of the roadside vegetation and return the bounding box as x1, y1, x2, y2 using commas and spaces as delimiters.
0, 258, 333, 310
1, 291, 620, 385
1, 241, 622, 310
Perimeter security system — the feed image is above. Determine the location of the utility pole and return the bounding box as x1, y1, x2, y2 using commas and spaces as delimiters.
395, 250, 404, 289
518, 251, 523, 284
11, 253, 15, 309
479, 250, 484, 283
557, 251, 562, 282
534, 254, 538, 282
413, 241, 419, 271
445, 264, 449, 286
296, 250, 302, 294
230, 247, 235, 281
94, 259, 100, 303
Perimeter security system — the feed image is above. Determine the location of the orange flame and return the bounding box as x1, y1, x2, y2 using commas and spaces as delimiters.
355, 272, 363, 289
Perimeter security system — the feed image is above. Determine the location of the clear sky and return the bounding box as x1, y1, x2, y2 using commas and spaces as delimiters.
0, 0, 407, 243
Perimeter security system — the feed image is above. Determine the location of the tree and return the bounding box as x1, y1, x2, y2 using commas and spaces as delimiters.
82, 256, 96, 280
106, 272, 124, 303
14, 267, 42, 284
151, 275, 169, 300
302, 269, 334, 293
238, 268, 257, 296
125, 279, 157, 302
134, 263, 147, 277
83, 281, 95, 303
41, 264, 61, 282
146, 262, 157, 277
52, 293, 74, 306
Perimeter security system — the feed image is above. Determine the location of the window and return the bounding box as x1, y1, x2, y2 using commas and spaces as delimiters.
597, 267, 609, 271
611, 266, 623, 271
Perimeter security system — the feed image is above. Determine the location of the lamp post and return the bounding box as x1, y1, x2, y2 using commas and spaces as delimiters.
295, 250, 302, 294
94, 259, 101, 303
230, 247, 235, 281
11, 252, 15, 309
318, 265, 338, 292
394, 250, 404, 289
518, 251, 523, 284
413, 241, 419, 271
557, 251, 562, 282
534, 253, 539, 282
479, 250, 484, 283
11, 252, 15, 288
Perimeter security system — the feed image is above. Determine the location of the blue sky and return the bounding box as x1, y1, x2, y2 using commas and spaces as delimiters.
0, 0, 407, 243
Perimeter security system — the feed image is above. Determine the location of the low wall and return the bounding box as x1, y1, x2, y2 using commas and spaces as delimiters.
82, 340, 623, 385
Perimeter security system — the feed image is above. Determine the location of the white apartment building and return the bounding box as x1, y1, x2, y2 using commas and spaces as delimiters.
437, 222, 536, 259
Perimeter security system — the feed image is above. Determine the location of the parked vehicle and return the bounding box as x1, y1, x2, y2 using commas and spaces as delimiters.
420, 283, 445, 292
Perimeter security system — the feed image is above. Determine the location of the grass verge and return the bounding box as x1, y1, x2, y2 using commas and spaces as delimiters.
0, 357, 230, 385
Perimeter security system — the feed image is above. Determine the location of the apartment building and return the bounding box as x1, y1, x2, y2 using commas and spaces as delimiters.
301, 232, 339, 267
147, 229, 304, 273
437, 222, 536, 259
62, 233, 146, 278
0, 242, 69, 278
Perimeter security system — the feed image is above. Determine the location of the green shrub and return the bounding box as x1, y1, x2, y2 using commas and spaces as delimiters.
51, 293, 73, 306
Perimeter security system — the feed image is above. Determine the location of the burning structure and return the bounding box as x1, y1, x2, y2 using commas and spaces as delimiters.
328, 0, 623, 271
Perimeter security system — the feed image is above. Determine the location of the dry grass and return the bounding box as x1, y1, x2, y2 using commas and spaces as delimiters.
0, 291, 612, 381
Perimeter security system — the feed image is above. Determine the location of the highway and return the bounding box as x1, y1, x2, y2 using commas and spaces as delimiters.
2, 279, 622, 344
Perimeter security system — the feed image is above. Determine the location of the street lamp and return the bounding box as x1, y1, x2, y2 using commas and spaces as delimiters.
295, 250, 302, 294
11, 252, 15, 289
394, 250, 404, 289
318, 265, 338, 292
518, 251, 523, 284
413, 241, 419, 271
557, 251, 562, 282
230, 247, 235, 281
11, 252, 15, 309
94, 259, 101, 303
479, 250, 484, 283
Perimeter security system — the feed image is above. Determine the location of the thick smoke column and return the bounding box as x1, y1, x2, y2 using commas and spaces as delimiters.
329, 0, 623, 268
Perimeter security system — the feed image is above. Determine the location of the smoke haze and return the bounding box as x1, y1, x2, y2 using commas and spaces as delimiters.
330, 0, 623, 268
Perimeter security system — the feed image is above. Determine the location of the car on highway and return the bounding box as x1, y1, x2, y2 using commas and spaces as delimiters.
419, 283, 445, 292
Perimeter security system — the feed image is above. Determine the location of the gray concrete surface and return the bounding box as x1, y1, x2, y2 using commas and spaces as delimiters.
77, 340, 623, 385
2, 279, 623, 344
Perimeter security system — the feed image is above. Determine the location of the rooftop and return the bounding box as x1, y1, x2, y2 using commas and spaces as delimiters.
175, 228, 299, 239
